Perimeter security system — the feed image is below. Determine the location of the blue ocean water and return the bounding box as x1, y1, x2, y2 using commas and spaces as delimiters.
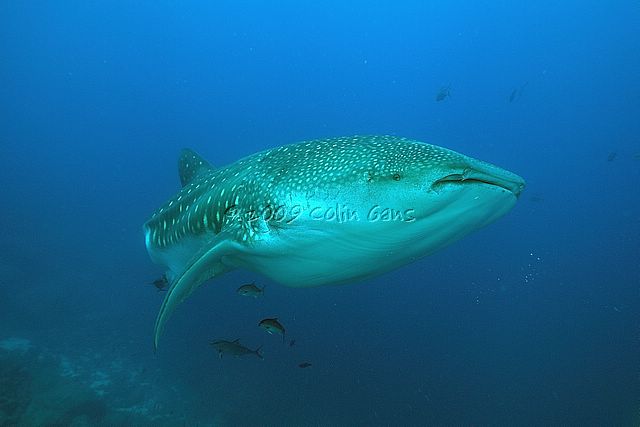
1, 1, 639, 425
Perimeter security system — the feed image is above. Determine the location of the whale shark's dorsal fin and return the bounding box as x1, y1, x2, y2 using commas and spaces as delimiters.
178, 148, 213, 187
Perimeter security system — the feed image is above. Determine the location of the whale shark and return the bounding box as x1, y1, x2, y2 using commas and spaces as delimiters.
144, 135, 525, 349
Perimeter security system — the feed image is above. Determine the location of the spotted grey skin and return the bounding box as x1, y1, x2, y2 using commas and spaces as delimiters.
145, 135, 525, 350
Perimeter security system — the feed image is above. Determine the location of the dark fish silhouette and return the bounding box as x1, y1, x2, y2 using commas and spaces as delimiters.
435, 85, 450, 102
298, 362, 312, 368
237, 282, 264, 298
607, 152, 617, 162
509, 82, 528, 103
289, 339, 296, 347
210, 339, 263, 359
259, 318, 286, 343
151, 274, 168, 292
509, 88, 518, 102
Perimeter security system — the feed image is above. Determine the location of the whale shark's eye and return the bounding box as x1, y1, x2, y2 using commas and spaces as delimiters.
392, 173, 401, 181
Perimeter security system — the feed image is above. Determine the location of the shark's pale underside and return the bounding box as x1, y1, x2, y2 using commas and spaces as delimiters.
144, 136, 525, 349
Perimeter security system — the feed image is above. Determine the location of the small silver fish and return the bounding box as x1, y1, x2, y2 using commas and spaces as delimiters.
210, 339, 263, 359
259, 318, 286, 343
237, 282, 264, 298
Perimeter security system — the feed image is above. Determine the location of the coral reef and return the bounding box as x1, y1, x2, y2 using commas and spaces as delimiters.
0, 336, 200, 426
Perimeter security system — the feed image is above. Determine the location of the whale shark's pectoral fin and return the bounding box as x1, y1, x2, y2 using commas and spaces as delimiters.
153, 238, 235, 350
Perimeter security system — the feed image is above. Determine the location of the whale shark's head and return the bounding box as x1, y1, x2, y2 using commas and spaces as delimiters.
341, 141, 525, 267
399, 142, 525, 225
227, 137, 525, 287
401, 144, 524, 256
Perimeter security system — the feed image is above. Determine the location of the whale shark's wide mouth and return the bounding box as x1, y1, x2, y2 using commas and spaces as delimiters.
432, 166, 525, 196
